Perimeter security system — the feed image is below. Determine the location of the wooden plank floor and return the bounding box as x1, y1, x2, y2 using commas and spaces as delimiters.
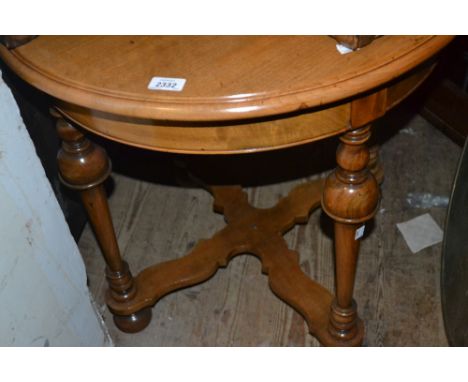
79, 109, 461, 346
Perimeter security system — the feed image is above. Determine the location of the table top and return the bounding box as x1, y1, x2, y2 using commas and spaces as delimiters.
0, 36, 453, 122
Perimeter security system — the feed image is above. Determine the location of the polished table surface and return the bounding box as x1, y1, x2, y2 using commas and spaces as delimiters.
0, 36, 453, 346
0, 36, 452, 153
0, 36, 450, 120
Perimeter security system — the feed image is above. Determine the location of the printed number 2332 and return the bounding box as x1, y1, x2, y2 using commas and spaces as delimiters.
156, 81, 177, 89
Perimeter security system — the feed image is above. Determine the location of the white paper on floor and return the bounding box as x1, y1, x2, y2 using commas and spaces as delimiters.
396, 213, 444, 254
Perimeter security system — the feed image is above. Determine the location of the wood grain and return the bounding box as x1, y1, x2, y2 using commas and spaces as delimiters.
0, 36, 452, 121
55, 102, 351, 154
52, 64, 439, 155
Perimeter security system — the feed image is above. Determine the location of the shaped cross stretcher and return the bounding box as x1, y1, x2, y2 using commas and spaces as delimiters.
106, 178, 339, 344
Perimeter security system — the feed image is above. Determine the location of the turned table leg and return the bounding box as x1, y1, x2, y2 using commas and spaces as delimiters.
52, 111, 152, 332
322, 125, 379, 346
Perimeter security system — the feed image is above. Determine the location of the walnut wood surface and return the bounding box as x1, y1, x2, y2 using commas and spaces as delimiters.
0, 36, 452, 122
0, 36, 451, 155
55, 102, 351, 154
50, 63, 437, 155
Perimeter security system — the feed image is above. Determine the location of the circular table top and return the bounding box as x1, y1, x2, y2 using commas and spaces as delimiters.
0, 35, 453, 122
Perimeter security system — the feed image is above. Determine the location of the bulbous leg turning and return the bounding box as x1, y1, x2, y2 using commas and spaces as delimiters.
322, 124, 379, 346
52, 108, 152, 333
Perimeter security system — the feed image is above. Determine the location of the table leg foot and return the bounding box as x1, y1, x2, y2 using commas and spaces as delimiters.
113, 307, 153, 333
326, 299, 364, 346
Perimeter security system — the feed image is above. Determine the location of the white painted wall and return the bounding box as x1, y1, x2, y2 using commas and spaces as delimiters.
0, 70, 112, 346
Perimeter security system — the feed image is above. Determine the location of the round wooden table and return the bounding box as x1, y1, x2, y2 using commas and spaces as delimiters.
0, 36, 453, 346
